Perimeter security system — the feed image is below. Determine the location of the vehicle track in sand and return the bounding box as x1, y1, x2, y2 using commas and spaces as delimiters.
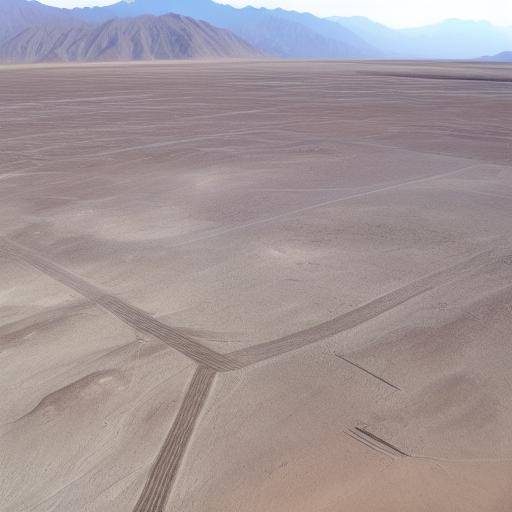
229, 246, 499, 367
133, 365, 216, 512
0, 238, 241, 372
135, 244, 506, 509
345, 427, 410, 458
2, 237, 509, 512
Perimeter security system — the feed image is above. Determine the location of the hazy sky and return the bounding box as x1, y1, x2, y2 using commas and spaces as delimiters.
40, 0, 512, 28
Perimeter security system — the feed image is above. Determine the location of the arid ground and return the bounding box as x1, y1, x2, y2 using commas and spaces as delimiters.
1, 60, 512, 512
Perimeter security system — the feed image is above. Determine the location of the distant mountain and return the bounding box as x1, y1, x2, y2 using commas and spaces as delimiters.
254, 8, 376, 54
330, 16, 512, 59
0, 0, 80, 42
0, 13, 262, 63
329, 16, 405, 57
70, 0, 379, 58
2, 0, 512, 62
400, 19, 512, 59
479, 51, 512, 62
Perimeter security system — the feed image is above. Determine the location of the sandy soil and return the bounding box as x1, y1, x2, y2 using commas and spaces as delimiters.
1, 60, 512, 512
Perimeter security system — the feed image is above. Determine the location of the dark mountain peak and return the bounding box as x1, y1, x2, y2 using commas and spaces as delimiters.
69, 0, 379, 58
0, 10, 263, 63
3, 0, 511, 61
0, 0, 81, 42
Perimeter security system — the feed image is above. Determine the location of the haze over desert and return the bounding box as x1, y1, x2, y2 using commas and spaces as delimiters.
1, 59, 512, 512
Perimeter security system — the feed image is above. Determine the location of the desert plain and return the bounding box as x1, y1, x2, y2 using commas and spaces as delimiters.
1, 60, 512, 511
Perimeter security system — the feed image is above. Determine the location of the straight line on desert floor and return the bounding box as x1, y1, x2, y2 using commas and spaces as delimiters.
335, 354, 401, 391
0, 164, 483, 368
229, 244, 506, 366
133, 365, 216, 512
276, 126, 512, 168
0, 238, 241, 372
351, 427, 409, 457
166, 164, 482, 250
1, 234, 509, 375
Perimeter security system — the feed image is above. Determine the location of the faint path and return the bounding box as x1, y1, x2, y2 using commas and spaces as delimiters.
133, 365, 216, 512
335, 355, 401, 391
229, 246, 498, 367
1, 237, 508, 512
346, 427, 409, 458
166, 164, 480, 250
0, 237, 241, 372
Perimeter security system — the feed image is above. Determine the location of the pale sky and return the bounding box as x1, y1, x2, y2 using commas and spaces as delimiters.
40, 0, 512, 28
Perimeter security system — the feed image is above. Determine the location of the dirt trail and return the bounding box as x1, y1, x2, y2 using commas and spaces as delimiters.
346, 427, 409, 458
3, 236, 508, 511
0, 238, 241, 372
229, 247, 500, 366
133, 365, 216, 512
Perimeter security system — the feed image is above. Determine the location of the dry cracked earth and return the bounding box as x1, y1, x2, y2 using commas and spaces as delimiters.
1, 60, 512, 512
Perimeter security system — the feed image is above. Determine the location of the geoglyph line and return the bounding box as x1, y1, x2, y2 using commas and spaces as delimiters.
133, 365, 216, 512
0, 237, 241, 372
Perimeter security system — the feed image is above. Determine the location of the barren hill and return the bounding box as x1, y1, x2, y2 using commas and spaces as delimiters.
0, 13, 262, 63
71, 0, 378, 58
0, 0, 81, 43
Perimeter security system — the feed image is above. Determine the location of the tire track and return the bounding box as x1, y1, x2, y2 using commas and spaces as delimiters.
335, 354, 401, 391
165, 164, 480, 251
0, 238, 241, 372
229, 246, 500, 367
133, 365, 216, 512
344, 429, 394, 458
345, 427, 409, 458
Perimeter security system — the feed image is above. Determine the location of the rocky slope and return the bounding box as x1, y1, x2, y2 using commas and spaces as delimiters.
0, 13, 263, 63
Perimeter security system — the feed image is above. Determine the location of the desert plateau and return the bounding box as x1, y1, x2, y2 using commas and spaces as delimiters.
1, 59, 512, 512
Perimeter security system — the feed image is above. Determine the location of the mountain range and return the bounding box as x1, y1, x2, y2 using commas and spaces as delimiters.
0, 0, 511, 63
0, 0, 78, 42
0, 13, 262, 63
330, 17, 512, 59
480, 51, 512, 62
69, 0, 378, 59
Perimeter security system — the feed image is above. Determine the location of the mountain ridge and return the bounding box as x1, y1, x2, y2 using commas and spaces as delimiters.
330, 16, 512, 59
0, 12, 263, 63
2, 0, 512, 62
0, 0, 82, 42
67, 0, 379, 58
